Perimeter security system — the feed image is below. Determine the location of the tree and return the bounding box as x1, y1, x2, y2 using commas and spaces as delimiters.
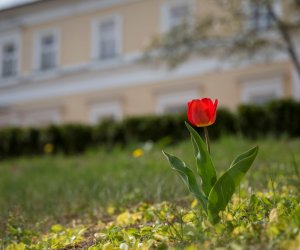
147, 0, 300, 78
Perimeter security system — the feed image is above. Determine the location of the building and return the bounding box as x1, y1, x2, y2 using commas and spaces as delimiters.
0, 0, 299, 127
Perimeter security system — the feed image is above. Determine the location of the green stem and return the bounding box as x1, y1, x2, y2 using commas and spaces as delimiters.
204, 127, 211, 154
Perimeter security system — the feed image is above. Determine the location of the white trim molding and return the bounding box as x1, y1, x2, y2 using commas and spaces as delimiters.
0, 56, 292, 107
0, 0, 135, 32
33, 27, 60, 72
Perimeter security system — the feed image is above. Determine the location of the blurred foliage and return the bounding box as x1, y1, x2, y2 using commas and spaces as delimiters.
1, 134, 300, 248
0, 99, 300, 159
2, 192, 300, 249
146, 0, 300, 75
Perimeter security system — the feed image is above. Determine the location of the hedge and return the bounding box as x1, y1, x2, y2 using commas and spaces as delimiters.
0, 99, 299, 159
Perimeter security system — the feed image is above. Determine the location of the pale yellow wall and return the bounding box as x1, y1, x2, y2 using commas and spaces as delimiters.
21, 28, 33, 74
18, 0, 168, 73
18, 0, 213, 73
2, 0, 292, 75
13, 61, 294, 124
1, 0, 296, 126
122, 0, 161, 52
60, 15, 91, 66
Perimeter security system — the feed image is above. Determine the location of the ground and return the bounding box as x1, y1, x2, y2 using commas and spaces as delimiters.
0, 136, 300, 249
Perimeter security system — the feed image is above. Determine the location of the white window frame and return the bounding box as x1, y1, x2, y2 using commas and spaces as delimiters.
292, 66, 300, 100
91, 14, 122, 61
33, 28, 60, 72
156, 89, 199, 114
89, 100, 123, 124
20, 107, 62, 127
0, 107, 18, 127
240, 74, 284, 104
161, 0, 196, 33
243, 0, 282, 32
0, 33, 21, 81
0, 108, 11, 127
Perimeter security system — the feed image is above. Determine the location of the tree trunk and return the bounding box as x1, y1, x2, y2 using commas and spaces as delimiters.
267, 3, 300, 79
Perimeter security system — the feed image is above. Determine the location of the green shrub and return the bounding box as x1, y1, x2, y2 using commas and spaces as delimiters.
93, 119, 126, 149
22, 128, 41, 155
0, 99, 299, 159
209, 108, 237, 139
59, 124, 93, 154
267, 99, 300, 137
39, 125, 63, 154
0, 128, 25, 158
237, 104, 271, 138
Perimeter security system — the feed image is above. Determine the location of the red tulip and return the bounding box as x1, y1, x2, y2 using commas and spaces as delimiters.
187, 98, 218, 127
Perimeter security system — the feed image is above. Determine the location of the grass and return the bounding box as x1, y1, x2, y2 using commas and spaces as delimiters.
0, 136, 300, 249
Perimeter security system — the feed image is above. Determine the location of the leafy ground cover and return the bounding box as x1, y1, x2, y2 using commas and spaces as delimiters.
0, 136, 300, 249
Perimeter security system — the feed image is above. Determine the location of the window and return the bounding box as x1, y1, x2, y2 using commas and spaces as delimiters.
0, 108, 10, 127
169, 3, 190, 29
89, 100, 123, 124
248, 3, 273, 31
0, 34, 20, 80
92, 15, 122, 61
0, 108, 18, 127
20, 107, 61, 127
99, 19, 117, 59
1, 43, 17, 78
245, 1, 281, 32
156, 89, 199, 114
292, 67, 300, 100
34, 29, 59, 71
40, 35, 56, 70
162, 0, 194, 32
163, 104, 187, 114
240, 75, 284, 105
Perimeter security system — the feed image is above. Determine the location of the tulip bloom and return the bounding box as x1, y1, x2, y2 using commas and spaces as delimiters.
187, 98, 218, 127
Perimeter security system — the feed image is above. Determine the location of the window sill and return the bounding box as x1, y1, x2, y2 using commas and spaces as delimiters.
0, 52, 141, 89
31, 68, 60, 82
0, 76, 21, 87
90, 56, 125, 70
90, 53, 141, 71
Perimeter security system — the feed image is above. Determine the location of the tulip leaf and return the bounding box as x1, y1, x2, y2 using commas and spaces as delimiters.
207, 146, 258, 224
163, 151, 207, 210
185, 122, 217, 197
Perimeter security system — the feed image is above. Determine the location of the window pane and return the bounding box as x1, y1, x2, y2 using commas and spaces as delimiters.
169, 4, 190, 29
249, 4, 273, 31
42, 35, 54, 46
3, 44, 15, 54
1, 43, 17, 78
41, 51, 55, 70
40, 34, 56, 70
99, 19, 117, 59
164, 104, 186, 114
249, 93, 276, 105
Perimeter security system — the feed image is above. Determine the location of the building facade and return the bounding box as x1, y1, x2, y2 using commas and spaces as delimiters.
0, 0, 299, 127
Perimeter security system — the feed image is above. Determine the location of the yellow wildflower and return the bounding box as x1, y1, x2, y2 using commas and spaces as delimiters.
44, 143, 54, 153
132, 148, 144, 158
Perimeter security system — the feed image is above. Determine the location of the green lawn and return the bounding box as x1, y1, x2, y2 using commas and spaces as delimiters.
1, 136, 300, 249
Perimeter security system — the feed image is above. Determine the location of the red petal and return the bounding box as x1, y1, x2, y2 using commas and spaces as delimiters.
187, 98, 218, 127
187, 100, 196, 126
191, 100, 210, 126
